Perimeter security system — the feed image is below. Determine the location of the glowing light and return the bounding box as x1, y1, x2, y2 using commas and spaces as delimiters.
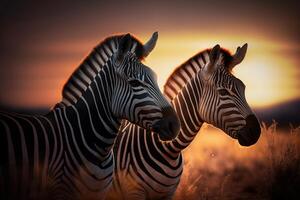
140, 33, 299, 108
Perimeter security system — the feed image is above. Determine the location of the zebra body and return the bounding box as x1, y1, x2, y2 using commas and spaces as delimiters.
108, 44, 261, 200
0, 33, 180, 200
1, 105, 115, 199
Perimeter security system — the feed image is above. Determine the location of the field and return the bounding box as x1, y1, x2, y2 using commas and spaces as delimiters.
173, 122, 300, 200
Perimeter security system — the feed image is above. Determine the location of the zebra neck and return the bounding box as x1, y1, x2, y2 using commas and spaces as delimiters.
50, 66, 121, 162
165, 74, 205, 155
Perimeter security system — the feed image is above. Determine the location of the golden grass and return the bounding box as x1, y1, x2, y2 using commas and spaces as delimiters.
174, 122, 300, 200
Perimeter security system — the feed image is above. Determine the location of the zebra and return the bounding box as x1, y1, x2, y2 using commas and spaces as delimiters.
0, 32, 180, 200
107, 44, 261, 200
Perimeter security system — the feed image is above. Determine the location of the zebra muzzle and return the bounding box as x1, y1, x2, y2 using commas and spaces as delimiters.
237, 114, 261, 146
151, 107, 180, 141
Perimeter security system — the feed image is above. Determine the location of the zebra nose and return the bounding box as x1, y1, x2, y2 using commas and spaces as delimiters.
151, 107, 180, 141
238, 114, 261, 146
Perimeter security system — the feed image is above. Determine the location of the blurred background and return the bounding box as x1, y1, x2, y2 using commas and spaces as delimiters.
1, 1, 299, 199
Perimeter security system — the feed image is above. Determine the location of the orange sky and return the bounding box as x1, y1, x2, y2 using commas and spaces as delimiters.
0, 0, 299, 109
142, 33, 300, 108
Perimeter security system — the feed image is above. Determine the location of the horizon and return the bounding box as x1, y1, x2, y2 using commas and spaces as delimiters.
1, 97, 299, 128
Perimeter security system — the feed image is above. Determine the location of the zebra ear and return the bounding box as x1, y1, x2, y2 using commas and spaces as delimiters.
209, 44, 221, 64
116, 33, 132, 62
202, 44, 221, 79
143, 32, 158, 57
230, 43, 248, 68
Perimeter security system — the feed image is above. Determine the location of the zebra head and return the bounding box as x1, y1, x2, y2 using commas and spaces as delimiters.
111, 33, 180, 141
199, 44, 261, 146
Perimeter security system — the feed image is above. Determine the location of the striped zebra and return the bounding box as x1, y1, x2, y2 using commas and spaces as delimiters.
0, 33, 180, 200
107, 44, 261, 200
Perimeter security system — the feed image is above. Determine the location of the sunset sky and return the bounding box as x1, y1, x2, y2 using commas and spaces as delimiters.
0, 0, 299, 111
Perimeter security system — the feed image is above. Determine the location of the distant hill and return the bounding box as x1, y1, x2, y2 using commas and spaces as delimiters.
0, 104, 49, 115
1, 99, 300, 129
254, 99, 300, 128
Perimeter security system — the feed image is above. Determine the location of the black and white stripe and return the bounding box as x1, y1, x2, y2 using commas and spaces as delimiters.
108, 44, 261, 200
0, 33, 179, 200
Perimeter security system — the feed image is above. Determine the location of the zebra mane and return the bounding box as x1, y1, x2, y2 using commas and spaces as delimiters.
56, 34, 145, 108
164, 48, 233, 101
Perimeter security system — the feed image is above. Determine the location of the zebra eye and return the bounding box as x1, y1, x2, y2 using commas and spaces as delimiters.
128, 79, 143, 87
218, 89, 230, 96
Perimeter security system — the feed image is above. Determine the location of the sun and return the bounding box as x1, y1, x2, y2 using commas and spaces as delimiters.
235, 51, 299, 108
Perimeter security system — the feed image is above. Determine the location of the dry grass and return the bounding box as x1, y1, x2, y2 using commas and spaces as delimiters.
174, 122, 300, 200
